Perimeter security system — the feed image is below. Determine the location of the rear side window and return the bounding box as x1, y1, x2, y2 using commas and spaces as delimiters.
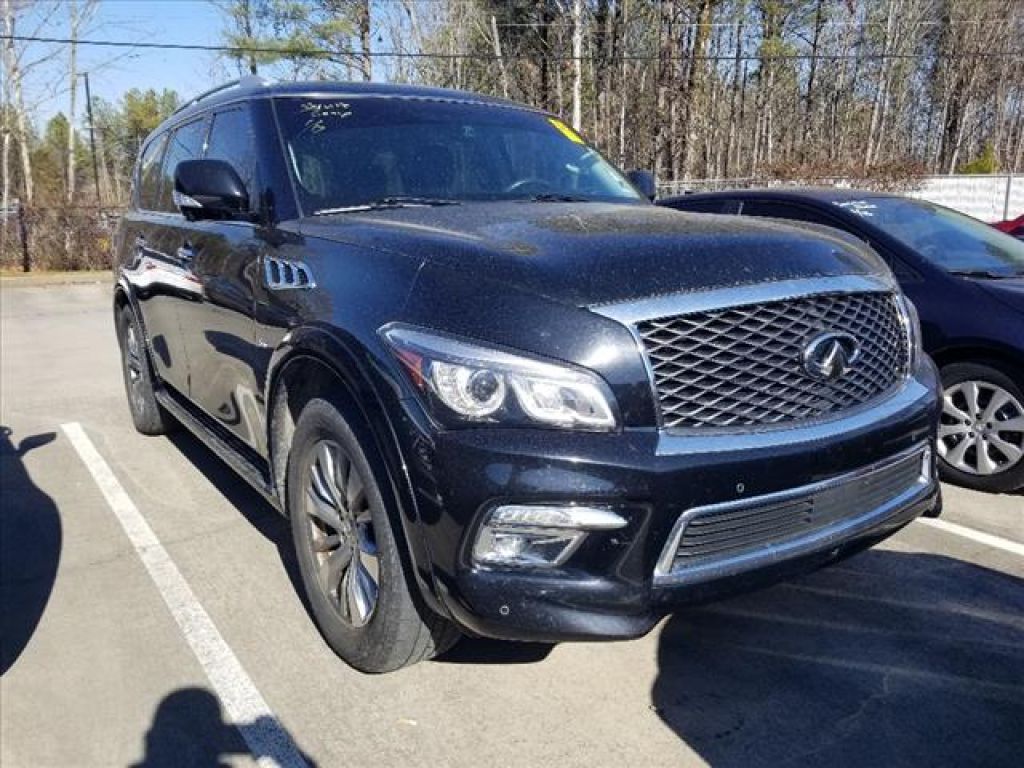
668, 197, 740, 214
742, 199, 861, 238
740, 200, 828, 222
135, 133, 168, 211
205, 107, 258, 209
157, 118, 209, 213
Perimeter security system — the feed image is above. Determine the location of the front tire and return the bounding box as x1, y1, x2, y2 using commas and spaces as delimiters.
937, 362, 1024, 493
287, 398, 459, 672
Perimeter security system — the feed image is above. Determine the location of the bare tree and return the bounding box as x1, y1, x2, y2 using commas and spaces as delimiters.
571, 0, 584, 129
2, 0, 14, 219
66, 0, 79, 204
2, 0, 63, 208
355, 0, 371, 80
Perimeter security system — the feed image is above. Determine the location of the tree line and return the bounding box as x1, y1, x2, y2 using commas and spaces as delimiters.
214, 0, 1024, 185
2, 0, 1022, 269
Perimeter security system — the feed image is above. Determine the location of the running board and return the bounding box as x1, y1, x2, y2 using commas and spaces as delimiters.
154, 389, 281, 512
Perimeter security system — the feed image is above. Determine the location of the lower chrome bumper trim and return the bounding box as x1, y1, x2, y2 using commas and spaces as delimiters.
654, 442, 934, 586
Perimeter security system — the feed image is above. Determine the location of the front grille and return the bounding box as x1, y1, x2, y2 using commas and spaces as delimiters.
666, 448, 927, 574
636, 291, 909, 429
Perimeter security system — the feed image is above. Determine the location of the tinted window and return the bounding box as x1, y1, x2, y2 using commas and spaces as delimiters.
832, 197, 1024, 277
664, 197, 740, 214
274, 97, 641, 213
136, 133, 168, 211
740, 200, 832, 223
158, 118, 209, 213
205, 107, 257, 207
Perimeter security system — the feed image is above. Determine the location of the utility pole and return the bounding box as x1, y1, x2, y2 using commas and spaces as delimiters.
81, 72, 101, 205
66, 0, 78, 204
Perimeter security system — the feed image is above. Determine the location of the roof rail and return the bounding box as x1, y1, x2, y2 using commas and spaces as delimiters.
174, 75, 273, 115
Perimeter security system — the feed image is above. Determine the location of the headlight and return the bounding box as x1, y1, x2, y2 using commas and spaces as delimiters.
897, 294, 923, 369
381, 325, 618, 431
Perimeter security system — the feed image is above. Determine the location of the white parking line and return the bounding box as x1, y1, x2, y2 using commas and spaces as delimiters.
917, 517, 1024, 557
61, 423, 309, 768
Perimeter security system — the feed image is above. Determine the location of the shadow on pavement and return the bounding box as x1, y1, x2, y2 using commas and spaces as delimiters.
165, 430, 308, 610
652, 549, 1024, 768
1, 426, 60, 676
131, 687, 317, 767
436, 637, 554, 665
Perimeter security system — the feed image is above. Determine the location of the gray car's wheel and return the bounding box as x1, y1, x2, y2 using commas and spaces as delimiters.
116, 305, 175, 436
287, 398, 460, 672
938, 362, 1024, 493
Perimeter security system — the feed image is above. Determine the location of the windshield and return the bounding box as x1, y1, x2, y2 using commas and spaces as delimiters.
274, 96, 642, 214
832, 197, 1024, 277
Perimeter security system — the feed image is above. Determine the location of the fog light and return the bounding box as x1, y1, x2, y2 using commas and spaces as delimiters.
921, 446, 933, 481
472, 505, 627, 568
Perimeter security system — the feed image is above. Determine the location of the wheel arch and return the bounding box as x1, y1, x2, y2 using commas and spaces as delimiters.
264, 327, 447, 616
113, 278, 134, 323
929, 344, 1024, 381
113, 277, 146, 336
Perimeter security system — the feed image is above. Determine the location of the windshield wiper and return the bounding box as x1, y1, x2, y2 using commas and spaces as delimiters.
948, 268, 1019, 279
313, 197, 461, 215
526, 193, 595, 203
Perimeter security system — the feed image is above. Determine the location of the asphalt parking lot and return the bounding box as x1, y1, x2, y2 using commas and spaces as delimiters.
2, 280, 1022, 768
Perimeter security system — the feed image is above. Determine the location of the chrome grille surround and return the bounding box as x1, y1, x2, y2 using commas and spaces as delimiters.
636, 290, 910, 430
654, 443, 933, 586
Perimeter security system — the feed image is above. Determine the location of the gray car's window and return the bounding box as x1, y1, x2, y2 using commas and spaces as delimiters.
673, 198, 740, 214
157, 118, 209, 213
741, 200, 831, 223
833, 197, 1024, 277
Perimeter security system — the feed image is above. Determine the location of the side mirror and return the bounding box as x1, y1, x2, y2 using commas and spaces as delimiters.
174, 159, 250, 221
626, 169, 657, 201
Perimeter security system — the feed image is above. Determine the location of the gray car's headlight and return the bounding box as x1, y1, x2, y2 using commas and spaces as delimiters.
381, 325, 618, 431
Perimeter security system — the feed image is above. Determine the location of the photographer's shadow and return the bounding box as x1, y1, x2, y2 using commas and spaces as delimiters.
132, 687, 317, 768
653, 550, 1023, 768
1, 426, 60, 676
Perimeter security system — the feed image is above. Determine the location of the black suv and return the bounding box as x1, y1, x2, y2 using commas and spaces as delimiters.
114, 78, 941, 672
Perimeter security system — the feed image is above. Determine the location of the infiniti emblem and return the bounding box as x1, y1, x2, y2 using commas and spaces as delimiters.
802, 332, 861, 382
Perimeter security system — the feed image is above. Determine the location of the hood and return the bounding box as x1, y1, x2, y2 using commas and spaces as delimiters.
974, 276, 1024, 314
298, 202, 890, 306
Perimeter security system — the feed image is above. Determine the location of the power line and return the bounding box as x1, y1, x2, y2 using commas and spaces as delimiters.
3, 33, 1022, 62
488, 18, 1007, 30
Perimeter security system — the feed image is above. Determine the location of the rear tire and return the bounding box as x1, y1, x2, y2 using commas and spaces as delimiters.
116, 305, 175, 436
937, 362, 1024, 493
287, 397, 460, 672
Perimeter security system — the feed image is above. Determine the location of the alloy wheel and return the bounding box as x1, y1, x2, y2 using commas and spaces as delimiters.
124, 323, 146, 409
304, 440, 380, 627
938, 380, 1024, 476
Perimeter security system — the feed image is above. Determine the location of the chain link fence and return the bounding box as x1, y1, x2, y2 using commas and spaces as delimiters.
1, 205, 122, 272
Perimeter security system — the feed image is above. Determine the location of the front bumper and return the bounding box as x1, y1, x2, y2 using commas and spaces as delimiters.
397, 362, 941, 642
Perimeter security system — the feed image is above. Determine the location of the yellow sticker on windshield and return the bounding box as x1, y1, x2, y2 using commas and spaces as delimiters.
549, 117, 585, 144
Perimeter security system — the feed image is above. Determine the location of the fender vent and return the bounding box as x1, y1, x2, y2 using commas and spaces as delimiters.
264, 257, 315, 290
